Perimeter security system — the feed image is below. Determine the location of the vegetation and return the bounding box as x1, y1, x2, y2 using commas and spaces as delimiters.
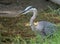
0, 7, 60, 44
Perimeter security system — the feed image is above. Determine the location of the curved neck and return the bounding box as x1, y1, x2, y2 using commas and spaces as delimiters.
30, 9, 37, 31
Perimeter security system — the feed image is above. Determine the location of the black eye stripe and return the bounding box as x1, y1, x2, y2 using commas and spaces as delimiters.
22, 6, 32, 13
26, 6, 32, 11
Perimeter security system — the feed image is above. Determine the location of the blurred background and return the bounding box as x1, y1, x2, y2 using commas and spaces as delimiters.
0, 0, 60, 44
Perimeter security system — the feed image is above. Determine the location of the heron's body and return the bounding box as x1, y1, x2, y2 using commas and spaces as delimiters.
36, 21, 56, 36
22, 6, 56, 38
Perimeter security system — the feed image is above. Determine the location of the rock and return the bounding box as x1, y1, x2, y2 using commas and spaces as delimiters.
50, 0, 60, 5
0, 0, 17, 5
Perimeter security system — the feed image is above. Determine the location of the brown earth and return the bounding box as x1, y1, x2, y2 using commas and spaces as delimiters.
0, 0, 59, 17
0, 0, 59, 11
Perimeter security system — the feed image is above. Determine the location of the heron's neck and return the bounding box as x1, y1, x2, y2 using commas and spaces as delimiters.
30, 9, 37, 31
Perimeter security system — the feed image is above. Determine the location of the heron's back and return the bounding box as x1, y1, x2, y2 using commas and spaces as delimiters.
36, 21, 56, 36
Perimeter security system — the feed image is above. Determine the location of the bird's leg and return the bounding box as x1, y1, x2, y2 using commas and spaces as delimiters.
41, 29, 47, 36
40, 29, 47, 41
40, 32, 46, 42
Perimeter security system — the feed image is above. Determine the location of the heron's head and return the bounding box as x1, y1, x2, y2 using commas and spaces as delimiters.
21, 6, 37, 14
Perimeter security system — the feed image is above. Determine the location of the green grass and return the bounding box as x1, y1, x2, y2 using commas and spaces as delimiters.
0, 7, 60, 44
12, 26, 60, 44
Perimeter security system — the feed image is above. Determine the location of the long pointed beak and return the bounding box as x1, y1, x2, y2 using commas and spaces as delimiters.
20, 6, 32, 14
21, 10, 25, 13
20, 10, 26, 14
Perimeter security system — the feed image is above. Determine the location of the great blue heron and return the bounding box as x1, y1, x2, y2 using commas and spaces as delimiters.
21, 6, 56, 39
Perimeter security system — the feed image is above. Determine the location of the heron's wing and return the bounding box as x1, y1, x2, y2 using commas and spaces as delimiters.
36, 21, 56, 36
44, 22, 56, 36
36, 22, 44, 31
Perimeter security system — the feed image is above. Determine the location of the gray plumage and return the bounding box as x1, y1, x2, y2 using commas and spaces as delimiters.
22, 6, 56, 38
36, 21, 56, 37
